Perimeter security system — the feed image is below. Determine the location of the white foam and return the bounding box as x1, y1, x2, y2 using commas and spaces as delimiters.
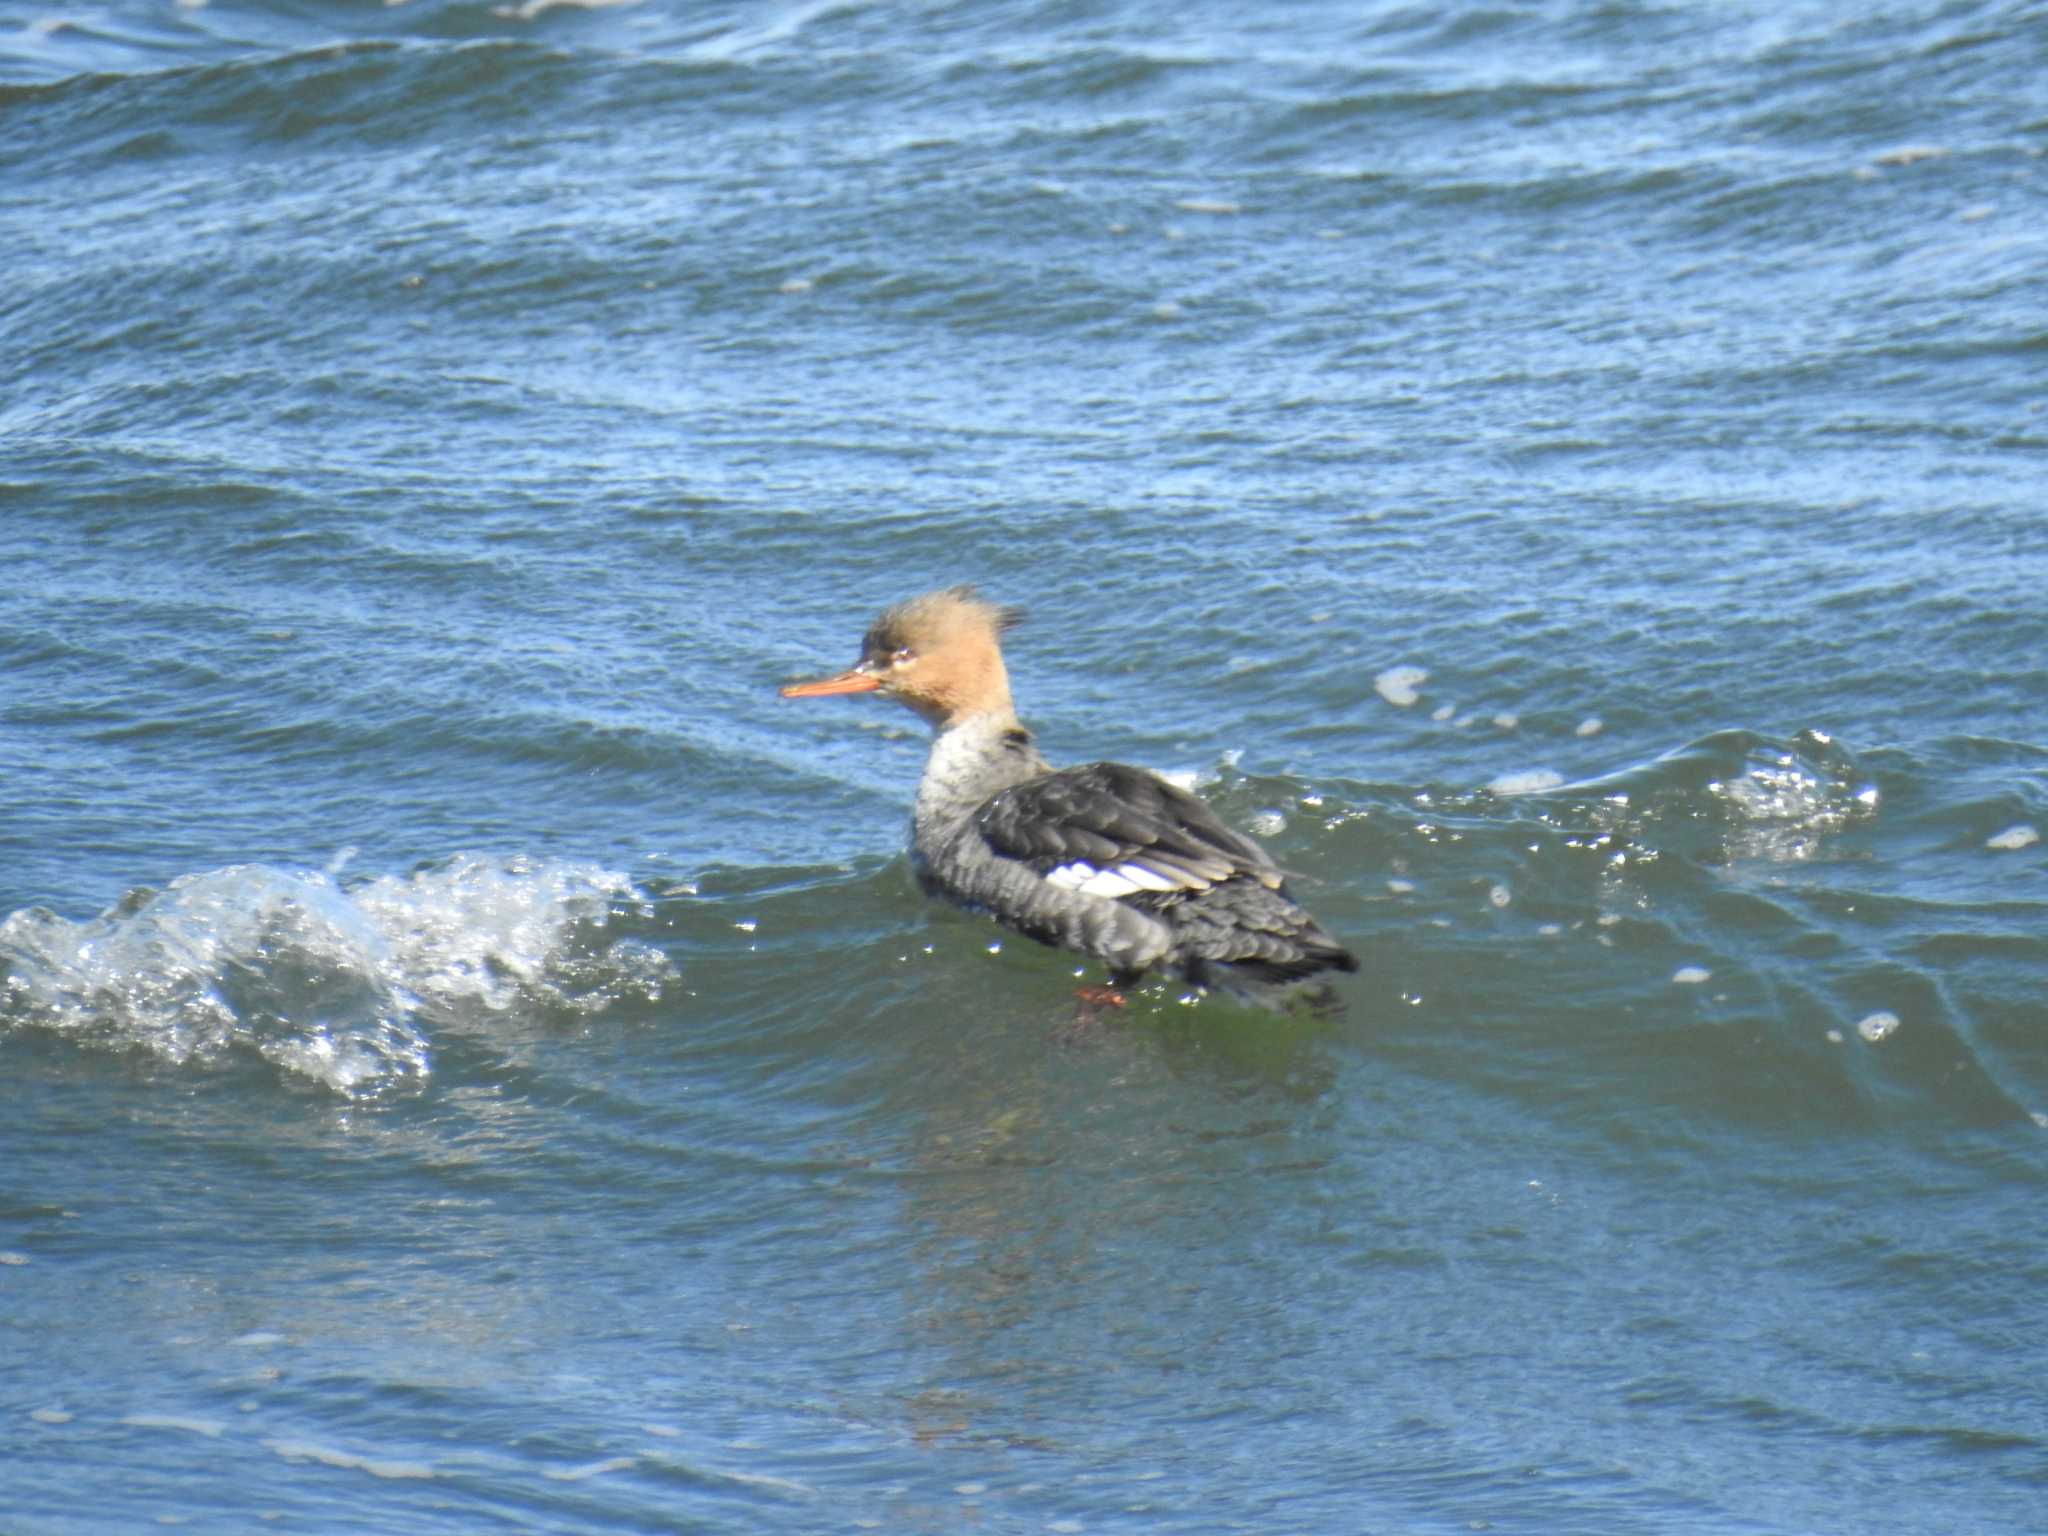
494, 0, 642, 20
0, 855, 672, 1097
0, 866, 425, 1092
543, 1456, 638, 1482
1672, 966, 1712, 985
263, 1439, 434, 1480
1375, 666, 1428, 708
1488, 769, 1563, 796
1987, 824, 2039, 851
1856, 1010, 1901, 1043
352, 854, 671, 1020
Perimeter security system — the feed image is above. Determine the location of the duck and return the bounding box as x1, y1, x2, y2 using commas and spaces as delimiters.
779, 586, 1358, 1004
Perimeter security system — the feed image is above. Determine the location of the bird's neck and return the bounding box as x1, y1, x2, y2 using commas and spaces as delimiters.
912, 709, 1050, 846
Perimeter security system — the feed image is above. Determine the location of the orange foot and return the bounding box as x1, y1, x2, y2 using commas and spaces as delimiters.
1057, 987, 1124, 1045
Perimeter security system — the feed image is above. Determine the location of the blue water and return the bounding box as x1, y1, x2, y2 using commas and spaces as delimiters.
4, 1, 2046, 1531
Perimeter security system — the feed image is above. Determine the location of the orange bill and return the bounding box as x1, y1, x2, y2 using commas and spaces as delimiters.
779, 669, 881, 698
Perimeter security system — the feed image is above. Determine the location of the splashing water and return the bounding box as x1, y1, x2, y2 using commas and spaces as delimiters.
1526, 728, 1881, 868
1702, 730, 1879, 863
0, 855, 672, 1096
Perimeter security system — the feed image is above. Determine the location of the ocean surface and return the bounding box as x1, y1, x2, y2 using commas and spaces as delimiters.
3, 1, 2046, 1531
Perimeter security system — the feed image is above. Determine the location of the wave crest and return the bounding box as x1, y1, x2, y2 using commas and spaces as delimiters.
0, 854, 671, 1096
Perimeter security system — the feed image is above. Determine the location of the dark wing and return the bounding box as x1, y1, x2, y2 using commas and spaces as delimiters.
976, 761, 1359, 991
974, 761, 1285, 900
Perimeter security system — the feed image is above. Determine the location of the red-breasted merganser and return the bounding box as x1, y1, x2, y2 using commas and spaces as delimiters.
780, 587, 1358, 1001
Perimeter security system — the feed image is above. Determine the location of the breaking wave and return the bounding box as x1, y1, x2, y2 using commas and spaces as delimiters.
0, 853, 673, 1097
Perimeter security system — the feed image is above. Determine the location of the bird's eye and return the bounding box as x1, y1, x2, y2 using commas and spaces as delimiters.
890, 647, 915, 665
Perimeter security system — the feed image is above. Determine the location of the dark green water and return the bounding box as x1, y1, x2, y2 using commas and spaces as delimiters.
3, 2, 2045, 1531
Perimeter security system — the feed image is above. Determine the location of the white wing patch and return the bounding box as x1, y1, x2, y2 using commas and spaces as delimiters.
1045, 860, 1182, 898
